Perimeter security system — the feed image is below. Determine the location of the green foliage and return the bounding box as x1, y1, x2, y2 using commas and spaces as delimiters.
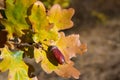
0, 46, 30, 80
29, 1, 58, 43
40, 0, 70, 8
0, 0, 87, 80
1, 0, 36, 38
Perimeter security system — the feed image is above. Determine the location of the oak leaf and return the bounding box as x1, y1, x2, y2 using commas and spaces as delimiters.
0, 0, 35, 38
34, 32, 87, 79
48, 4, 74, 31
29, 1, 58, 43
56, 32, 87, 63
0, 46, 31, 80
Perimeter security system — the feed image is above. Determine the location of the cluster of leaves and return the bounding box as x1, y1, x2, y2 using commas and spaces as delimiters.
0, 0, 87, 80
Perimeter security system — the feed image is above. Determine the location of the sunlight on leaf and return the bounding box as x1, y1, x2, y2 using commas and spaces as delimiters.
34, 47, 43, 63
1, 0, 36, 38
34, 47, 58, 73
34, 46, 80, 79
29, 1, 49, 33
56, 32, 87, 63
0, 47, 12, 72
0, 0, 87, 79
29, 1, 58, 43
34, 32, 87, 79
53, 32, 87, 79
55, 63, 80, 79
31, 2, 86, 79
0, 46, 31, 80
48, 4, 74, 31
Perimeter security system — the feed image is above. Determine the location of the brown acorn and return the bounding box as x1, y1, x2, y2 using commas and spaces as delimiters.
49, 46, 65, 64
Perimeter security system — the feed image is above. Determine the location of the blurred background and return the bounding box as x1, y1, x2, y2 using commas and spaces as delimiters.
0, 0, 120, 80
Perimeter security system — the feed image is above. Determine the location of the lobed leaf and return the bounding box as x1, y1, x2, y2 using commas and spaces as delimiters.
48, 4, 74, 31
55, 63, 80, 79
0, 0, 87, 79
34, 47, 58, 73
34, 32, 87, 79
29, 1, 49, 33
0, 46, 31, 80
54, 32, 87, 79
31, 2, 86, 79
56, 32, 87, 63
29, 1, 58, 43
1, 0, 36, 38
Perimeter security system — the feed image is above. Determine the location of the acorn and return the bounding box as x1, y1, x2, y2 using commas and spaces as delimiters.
49, 46, 65, 64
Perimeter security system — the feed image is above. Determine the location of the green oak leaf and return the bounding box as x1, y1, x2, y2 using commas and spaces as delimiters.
1, 0, 35, 38
29, 1, 58, 43
47, 4, 74, 31
0, 46, 31, 80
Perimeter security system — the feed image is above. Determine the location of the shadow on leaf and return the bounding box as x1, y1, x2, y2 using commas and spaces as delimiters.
46, 50, 58, 66
0, 30, 7, 48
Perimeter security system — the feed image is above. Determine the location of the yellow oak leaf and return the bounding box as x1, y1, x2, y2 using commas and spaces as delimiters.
48, 4, 74, 31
